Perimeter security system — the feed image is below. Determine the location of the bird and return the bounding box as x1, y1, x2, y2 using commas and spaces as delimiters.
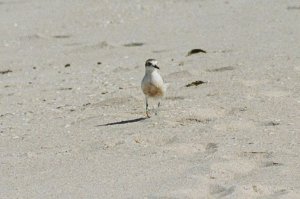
141, 59, 166, 118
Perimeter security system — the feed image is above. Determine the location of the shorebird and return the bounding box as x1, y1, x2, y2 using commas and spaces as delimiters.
141, 59, 166, 118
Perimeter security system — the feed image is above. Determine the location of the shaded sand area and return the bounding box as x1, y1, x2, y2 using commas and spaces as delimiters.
1, 0, 300, 198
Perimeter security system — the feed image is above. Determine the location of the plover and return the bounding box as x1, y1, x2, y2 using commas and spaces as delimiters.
141, 59, 166, 118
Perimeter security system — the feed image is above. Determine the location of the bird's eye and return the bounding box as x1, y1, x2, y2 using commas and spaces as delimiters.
146, 62, 151, 66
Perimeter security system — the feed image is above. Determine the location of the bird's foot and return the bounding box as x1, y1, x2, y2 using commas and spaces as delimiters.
146, 110, 151, 118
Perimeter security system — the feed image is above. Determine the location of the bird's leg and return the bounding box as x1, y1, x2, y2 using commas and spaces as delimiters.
145, 97, 150, 118
155, 101, 161, 116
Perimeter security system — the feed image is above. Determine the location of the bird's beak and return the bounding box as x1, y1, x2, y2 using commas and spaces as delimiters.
153, 65, 160, 69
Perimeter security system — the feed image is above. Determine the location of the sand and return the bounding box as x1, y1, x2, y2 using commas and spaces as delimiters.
1, 0, 300, 198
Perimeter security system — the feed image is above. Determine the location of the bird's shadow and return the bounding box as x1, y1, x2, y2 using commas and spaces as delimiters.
96, 117, 147, 127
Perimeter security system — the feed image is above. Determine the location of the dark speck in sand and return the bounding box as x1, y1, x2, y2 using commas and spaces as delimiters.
83, 103, 91, 107
187, 49, 207, 56
123, 42, 145, 47
0, 70, 12, 74
265, 121, 280, 126
287, 6, 300, 10
185, 80, 207, 87
207, 66, 235, 72
65, 64, 71, 68
58, 87, 72, 91
53, 35, 71, 39
263, 161, 283, 167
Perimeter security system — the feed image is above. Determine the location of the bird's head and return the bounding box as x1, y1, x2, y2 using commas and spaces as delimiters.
145, 59, 159, 72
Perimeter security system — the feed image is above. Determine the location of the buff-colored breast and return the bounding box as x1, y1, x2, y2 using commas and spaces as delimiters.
142, 83, 164, 97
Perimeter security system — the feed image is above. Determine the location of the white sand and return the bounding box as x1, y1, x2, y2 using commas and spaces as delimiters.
1, 0, 300, 198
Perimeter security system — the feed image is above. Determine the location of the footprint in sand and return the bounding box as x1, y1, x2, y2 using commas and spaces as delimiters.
92, 96, 138, 107
210, 159, 256, 180
164, 143, 206, 156
213, 120, 255, 132
229, 184, 289, 198
263, 90, 290, 97
134, 135, 206, 157
209, 184, 235, 198
179, 108, 225, 126
205, 143, 218, 154
239, 151, 273, 159
165, 70, 192, 80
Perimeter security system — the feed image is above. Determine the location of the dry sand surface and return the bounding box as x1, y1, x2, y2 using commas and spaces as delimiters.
1, 0, 300, 198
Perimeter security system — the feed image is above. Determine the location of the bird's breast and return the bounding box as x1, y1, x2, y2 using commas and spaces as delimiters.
142, 83, 164, 97
141, 71, 165, 97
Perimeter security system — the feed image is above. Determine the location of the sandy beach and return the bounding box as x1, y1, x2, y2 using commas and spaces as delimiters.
1, 0, 300, 198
